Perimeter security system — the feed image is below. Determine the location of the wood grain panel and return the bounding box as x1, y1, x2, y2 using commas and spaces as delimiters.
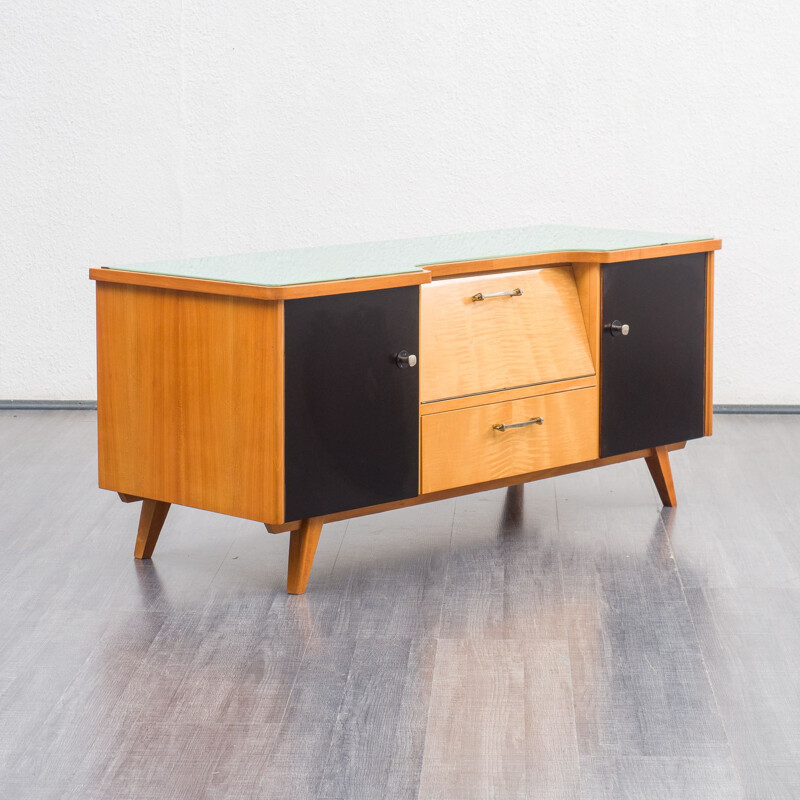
420, 387, 599, 494
420, 267, 595, 403
96, 283, 284, 523
572, 262, 601, 371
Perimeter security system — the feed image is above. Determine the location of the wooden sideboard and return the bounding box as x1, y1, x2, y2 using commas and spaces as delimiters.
90, 226, 720, 594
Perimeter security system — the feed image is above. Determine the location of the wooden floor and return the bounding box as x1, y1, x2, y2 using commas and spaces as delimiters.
1, 411, 799, 799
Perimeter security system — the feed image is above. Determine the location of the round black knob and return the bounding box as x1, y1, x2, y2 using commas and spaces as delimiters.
606, 320, 630, 337
395, 350, 418, 369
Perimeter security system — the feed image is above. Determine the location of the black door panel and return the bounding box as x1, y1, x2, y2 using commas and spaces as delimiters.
601, 254, 706, 457
284, 286, 419, 521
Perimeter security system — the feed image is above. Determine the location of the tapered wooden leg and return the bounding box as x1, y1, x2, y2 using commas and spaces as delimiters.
645, 446, 677, 507
287, 517, 323, 595
134, 499, 171, 559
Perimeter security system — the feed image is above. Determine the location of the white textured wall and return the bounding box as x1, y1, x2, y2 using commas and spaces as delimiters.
2, 1, 799, 403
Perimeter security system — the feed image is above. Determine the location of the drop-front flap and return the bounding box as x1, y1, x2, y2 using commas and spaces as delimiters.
420, 266, 595, 403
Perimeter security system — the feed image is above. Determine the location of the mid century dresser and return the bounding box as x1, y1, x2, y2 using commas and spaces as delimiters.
90, 226, 720, 594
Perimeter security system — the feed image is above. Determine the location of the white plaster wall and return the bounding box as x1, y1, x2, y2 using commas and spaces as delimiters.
2, 1, 799, 403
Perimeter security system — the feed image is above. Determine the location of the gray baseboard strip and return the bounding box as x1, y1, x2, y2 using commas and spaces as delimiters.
713, 404, 800, 414
0, 400, 98, 410
1, 400, 799, 414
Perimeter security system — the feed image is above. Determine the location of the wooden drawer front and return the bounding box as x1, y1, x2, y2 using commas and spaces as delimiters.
420, 267, 595, 402
420, 387, 598, 494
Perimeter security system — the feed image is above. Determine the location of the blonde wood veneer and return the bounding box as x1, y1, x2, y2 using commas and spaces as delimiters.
572, 262, 601, 371
96, 283, 284, 524
420, 267, 595, 403
420, 387, 599, 494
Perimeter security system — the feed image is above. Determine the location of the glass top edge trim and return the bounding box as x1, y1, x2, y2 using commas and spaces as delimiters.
414, 235, 718, 267
100, 265, 427, 288
102, 227, 718, 288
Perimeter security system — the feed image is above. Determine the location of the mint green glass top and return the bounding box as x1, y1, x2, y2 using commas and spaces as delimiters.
106, 225, 715, 287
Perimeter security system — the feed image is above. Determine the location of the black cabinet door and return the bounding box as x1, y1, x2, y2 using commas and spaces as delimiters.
601, 253, 707, 457
284, 286, 419, 521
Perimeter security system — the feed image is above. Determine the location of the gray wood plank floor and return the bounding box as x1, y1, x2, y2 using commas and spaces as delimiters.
1, 411, 799, 799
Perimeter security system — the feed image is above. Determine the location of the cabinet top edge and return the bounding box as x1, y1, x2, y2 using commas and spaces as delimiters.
90, 225, 720, 298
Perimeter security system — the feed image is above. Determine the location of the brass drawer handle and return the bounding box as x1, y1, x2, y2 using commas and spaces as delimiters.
472, 288, 523, 302
492, 416, 544, 432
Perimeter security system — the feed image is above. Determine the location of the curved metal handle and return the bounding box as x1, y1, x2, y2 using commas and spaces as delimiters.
492, 416, 544, 432
472, 288, 523, 302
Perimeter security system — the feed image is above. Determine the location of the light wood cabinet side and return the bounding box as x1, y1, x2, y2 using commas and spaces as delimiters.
96, 283, 284, 524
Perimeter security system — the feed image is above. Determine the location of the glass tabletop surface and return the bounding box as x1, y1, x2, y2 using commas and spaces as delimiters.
105, 225, 716, 287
